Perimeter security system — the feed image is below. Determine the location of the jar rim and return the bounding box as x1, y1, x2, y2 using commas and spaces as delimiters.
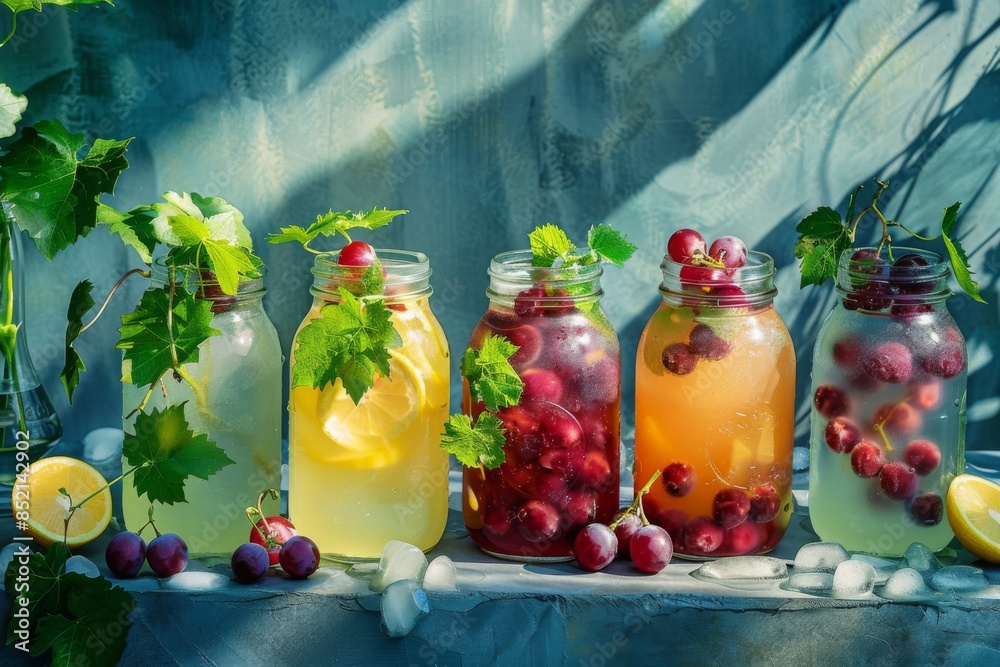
312, 248, 432, 300
659, 250, 778, 308
151, 256, 266, 299
836, 246, 951, 305
485, 249, 604, 305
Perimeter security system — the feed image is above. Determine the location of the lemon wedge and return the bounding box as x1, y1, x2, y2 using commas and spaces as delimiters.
946, 474, 1000, 563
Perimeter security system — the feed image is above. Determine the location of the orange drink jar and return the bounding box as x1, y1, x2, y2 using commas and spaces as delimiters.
634, 248, 796, 558
288, 250, 450, 560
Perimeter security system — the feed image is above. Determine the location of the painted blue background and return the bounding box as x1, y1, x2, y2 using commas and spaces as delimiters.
0, 0, 998, 450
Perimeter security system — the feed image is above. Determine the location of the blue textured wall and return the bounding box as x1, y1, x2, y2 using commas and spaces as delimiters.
0, 0, 998, 449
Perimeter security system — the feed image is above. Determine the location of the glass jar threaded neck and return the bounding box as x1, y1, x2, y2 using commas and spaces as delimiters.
659, 250, 777, 309
151, 257, 265, 304
312, 249, 432, 302
485, 250, 604, 308
835, 247, 951, 314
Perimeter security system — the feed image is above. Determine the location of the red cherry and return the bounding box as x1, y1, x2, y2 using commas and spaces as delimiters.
749, 484, 781, 523
682, 516, 725, 555
824, 417, 862, 454
902, 439, 941, 476
814, 385, 849, 419
864, 342, 913, 384
712, 488, 751, 530
337, 240, 376, 267
850, 441, 885, 478
878, 462, 917, 500
662, 462, 696, 497
249, 516, 297, 566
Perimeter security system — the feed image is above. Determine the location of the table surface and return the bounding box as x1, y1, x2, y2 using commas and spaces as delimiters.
3, 452, 1000, 666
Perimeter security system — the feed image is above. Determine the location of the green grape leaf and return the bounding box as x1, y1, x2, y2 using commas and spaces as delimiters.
528, 223, 575, 267
0, 83, 27, 139
97, 203, 158, 263
290, 286, 402, 403
60, 279, 94, 403
361, 259, 386, 296
116, 285, 220, 387
461, 335, 523, 411
152, 191, 252, 250
0, 119, 133, 260
122, 403, 234, 505
940, 202, 986, 303
585, 223, 637, 267
201, 237, 257, 296
794, 206, 852, 287
440, 413, 507, 469
267, 207, 407, 248
5, 543, 70, 643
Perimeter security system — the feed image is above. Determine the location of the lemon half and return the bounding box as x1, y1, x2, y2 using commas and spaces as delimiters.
15, 456, 112, 548
946, 474, 1000, 563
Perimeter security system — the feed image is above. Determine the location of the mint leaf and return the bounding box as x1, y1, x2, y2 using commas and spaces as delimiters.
440, 413, 506, 469
0, 83, 27, 139
940, 202, 986, 303
794, 206, 852, 287
267, 207, 407, 249
291, 286, 402, 403
461, 335, 523, 411
60, 279, 94, 403
529, 223, 575, 267
97, 203, 158, 263
122, 403, 234, 504
361, 259, 386, 296
117, 285, 220, 387
586, 223, 637, 266
0, 119, 133, 260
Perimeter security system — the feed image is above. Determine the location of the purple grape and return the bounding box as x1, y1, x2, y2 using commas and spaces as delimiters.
611, 511, 643, 559
146, 533, 189, 577
105, 532, 146, 579
629, 525, 673, 573
709, 235, 748, 269
231, 543, 270, 584
279, 536, 320, 579
573, 523, 618, 571
667, 229, 707, 263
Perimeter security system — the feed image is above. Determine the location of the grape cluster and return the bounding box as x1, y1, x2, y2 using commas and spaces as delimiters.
105, 531, 189, 578
572, 472, 673, 574
666, 229, 750, 309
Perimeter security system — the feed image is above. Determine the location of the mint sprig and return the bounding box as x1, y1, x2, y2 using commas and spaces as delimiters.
528, 222, 636, 268
267, 207, 407, 252
291, 286, 402, 403
794, 178, 986, 303
441, 335, 525, 470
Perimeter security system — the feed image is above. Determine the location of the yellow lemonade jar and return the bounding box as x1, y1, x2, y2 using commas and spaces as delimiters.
288, 249, 450, 560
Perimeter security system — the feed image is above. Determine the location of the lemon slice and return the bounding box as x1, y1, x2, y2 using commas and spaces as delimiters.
946, 474, 1000, 563
15, 456, 112, 548
317, 350, 425, 451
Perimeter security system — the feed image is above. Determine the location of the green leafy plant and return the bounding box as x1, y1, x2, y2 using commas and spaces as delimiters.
529, 222, 637, 268
795, 178, 986, 302
269, 206, 408, 404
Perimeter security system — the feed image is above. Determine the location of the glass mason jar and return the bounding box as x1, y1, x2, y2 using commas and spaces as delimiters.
634, 251, 796, 558
288, 250, 450, 560
122, 261, 283, 554
808, 248, 966, 556
462, 251, 622, 562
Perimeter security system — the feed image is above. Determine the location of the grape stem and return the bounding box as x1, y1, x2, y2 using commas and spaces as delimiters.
58, 463, 153, 546
244, 488, 280, 543
609, 470, 662, 530
79, 268, 150, 334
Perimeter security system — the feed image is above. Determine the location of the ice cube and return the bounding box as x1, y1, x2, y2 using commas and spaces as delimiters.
422, 555, 458, 592
902, 542, 941, 582
160, 571, 229, 591
370, 541, 428, 593
832, 560, 876, 598
929, 566, 989, 595
0, 543, 31, 590
792, 447, 810, 472
63, 555, 100, 579
880, 567, 934, 601
83, 428, 125, 462
785, 572, 834, 594
381, 579, 430, 638
695, 556, 788, 581
793, 542, 849, 573
849, 554, 898, 585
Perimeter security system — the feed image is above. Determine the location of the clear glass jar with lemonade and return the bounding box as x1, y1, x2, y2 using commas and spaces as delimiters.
288, 247, 450, 560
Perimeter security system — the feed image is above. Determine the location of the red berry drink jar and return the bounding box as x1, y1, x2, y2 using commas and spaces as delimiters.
808, 248, 966, 556
634, 250, 796, 558
462, 251, 621, 561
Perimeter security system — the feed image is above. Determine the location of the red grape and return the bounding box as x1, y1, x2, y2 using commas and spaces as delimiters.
874, 402, 922, 436
709, 236, 748, 269
850, 441, 884, 478
338, 240, 376, 267
661, 343, 698, 375
813, 385, 849, 418
520, 368, 564, 403
903, 439, 941, 476
105, 532, 146, 579
146, 533, 189, 577
231, 543, 270, 584
652, 508, 688, 546
249, 515, 297, 566
712, 488, 751, 529
517, 500, 561, 542
688, 323, 731, 361
722, 520, 764, 555
279, 536, 320, 579
749, 485, 781, 523
612, 511, 643, 559
921, 342, 965, 379
879, 462, 917, 500
667, 229, 707, 263
910, 493, 943, 525
682, 516, 725, 554
825, 417, 861, 453
864, 342, 913, 384
630, 525, 673, 573
573, 523, 618, 571
662, 462, 695, 497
